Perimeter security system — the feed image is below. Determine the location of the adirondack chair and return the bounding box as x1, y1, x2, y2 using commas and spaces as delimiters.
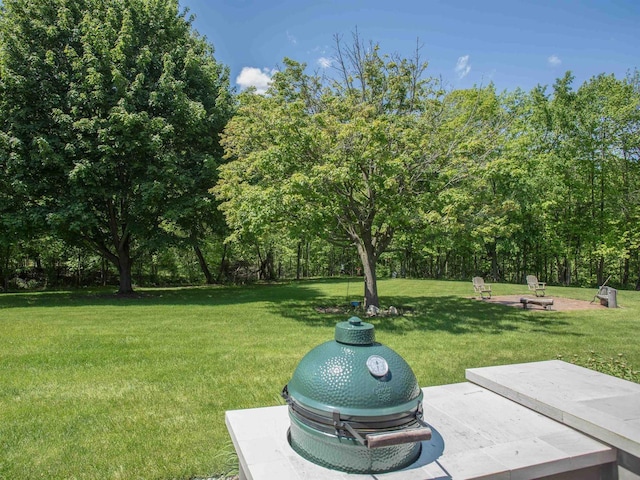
594, 285, 617, 308
472, 277, 492, 299
526, 275, 546, 297
590, 275, 618, 308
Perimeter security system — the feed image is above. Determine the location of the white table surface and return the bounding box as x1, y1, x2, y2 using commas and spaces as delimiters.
466, 360, 640, 459
226, 381, 615, 480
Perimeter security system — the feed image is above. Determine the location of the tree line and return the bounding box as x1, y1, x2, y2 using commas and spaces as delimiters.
1, 1, 639, 303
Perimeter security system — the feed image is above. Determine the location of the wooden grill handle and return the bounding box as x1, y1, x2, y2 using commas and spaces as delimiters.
366, 427, 432, 449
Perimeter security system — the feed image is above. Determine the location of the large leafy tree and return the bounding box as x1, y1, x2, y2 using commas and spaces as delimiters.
573, 73, 640, 284
410, 86, 516, 281
526, 74, 587, 284
525, 72, 640, 286
0, 0, 232, 293
617, 72, 640, 287
217, 35, 504, 307
0, 133, 24, 291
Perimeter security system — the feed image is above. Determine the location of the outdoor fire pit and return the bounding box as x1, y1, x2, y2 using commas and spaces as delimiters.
281, 316, 431, 474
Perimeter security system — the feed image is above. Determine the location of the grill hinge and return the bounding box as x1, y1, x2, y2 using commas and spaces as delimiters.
333, 410, 367, 446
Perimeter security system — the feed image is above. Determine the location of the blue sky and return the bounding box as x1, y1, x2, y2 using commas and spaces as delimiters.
179, 0, 639, 94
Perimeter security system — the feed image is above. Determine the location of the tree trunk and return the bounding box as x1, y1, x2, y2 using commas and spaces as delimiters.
101, 257, 107, 286
0, 245, 10, 292
597, 256, 604, 286
486, 241, 500, 281
623, 255, 630, 286
88, 234, 134, 294
101, 199, 135, 294
76, 252, 82, 287
259, 248, 276, 280
193, 240, 214, 284
117, 253, 134, 294
217, 243, 228, 283
559, 256, 571, 286
328, 247, 335, 276
636, 251, 640, 291
112, 234, 134, 294
356, 241, 379, 308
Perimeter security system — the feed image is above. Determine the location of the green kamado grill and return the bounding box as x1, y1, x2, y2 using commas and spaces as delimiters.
282, 316, 431, 474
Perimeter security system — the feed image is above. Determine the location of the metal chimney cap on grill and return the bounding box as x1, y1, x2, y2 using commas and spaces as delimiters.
334, 316, 375, 345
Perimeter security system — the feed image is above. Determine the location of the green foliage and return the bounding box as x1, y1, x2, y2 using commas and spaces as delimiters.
0, 0, 233, 293
214, 64, 640, 289
558, 352, 640, 383
1, 5, 639, 293
217, 34, 507, 306
521, 72, 640, 285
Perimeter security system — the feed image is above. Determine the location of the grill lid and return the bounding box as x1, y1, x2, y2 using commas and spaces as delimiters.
284, 317, 422, 418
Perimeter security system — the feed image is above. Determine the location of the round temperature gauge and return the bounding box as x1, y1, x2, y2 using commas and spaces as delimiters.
366, 355, 389, 377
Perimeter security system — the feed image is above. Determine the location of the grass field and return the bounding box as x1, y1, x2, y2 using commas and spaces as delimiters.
1, 278, 638, 479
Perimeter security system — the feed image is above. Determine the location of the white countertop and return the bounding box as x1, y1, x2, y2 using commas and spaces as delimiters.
226, 379, 615, 479
466, 360, 640, 459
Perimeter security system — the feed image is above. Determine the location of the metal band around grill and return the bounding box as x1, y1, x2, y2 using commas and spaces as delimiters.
282, 385, 420, 429
281, 385, 432, 448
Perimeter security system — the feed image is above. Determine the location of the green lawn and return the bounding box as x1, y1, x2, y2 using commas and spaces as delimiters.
1, 278, 638, 479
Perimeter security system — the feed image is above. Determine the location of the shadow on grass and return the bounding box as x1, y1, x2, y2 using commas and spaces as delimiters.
271, 293, 574, 335
0, 279, 575, 336
0, 280, 325, 309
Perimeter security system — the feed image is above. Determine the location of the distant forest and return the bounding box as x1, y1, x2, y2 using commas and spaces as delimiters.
1, 1, 639, 293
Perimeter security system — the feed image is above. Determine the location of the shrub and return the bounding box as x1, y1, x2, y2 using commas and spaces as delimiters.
557, 352, 640, 383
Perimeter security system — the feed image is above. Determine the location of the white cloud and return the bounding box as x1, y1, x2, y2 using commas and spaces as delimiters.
309, 45, 329, 55
286, 30, 297, 45
235, 67, 276, 94
317, 57, 332, 69
548, 55, 562, 67
455, 55, 471, 79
